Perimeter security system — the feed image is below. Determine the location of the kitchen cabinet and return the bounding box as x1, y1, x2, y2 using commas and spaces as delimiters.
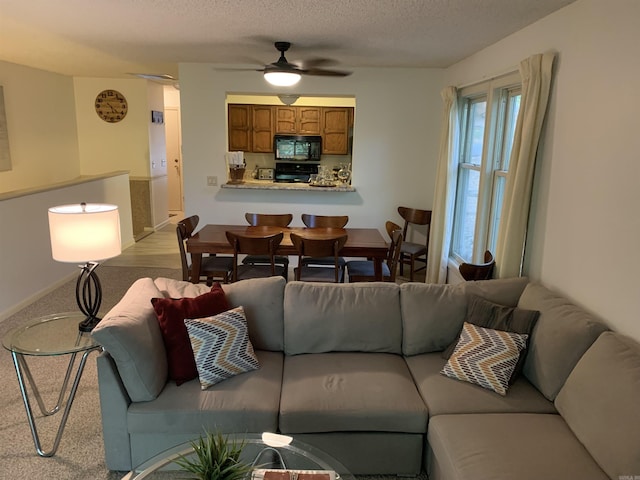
252, 105, 274, 152
322, 107, 353, 155
228, 104, 274, 152
274, 106, 321, 134
228, 104, 252, 152
229, 104, 353, 155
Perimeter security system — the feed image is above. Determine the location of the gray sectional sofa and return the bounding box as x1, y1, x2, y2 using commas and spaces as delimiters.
92, 276, 640, 478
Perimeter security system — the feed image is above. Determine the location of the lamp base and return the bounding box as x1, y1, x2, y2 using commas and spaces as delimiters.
76, 262, 103, 333
78, 316, 101, 332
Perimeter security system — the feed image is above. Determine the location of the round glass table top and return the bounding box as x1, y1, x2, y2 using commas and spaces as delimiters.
123, 433, 355, 480
2, 312, 100, 356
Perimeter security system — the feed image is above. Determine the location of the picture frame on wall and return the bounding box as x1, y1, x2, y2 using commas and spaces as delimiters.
151, 110, 164, 124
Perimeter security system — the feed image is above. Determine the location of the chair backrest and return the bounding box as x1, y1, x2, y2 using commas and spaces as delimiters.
176, 215, 200, 281
386, 229, 404, 282
225, 231, 284, 281
291, 233, 348, 282
245, 212, 293, 227
385, 220, 402, 241
398, 206, 432, 244
459, 250, 495, 281
301, 214, 349, 228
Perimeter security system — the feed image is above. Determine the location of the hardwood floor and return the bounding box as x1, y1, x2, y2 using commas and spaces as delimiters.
104, 216, 182, 269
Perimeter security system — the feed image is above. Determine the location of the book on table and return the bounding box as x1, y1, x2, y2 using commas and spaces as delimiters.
252, 469, 336, 480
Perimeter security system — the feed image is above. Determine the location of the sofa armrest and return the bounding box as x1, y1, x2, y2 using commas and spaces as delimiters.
96, 350, 133, 471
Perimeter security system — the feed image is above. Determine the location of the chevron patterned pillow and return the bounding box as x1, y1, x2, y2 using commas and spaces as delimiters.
441, 322, 528, 396
184, 306, 260, 389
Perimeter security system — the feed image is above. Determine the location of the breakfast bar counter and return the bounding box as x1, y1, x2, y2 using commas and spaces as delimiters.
221, 181, 356, 192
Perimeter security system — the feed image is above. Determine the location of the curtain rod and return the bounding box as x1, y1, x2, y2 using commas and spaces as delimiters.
455, 65, 519, 89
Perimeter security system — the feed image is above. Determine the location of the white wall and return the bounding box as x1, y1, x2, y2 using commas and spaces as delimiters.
74, 77, 153, 177
0, 173, 134, 320
0, 61, 80, 192
178, 65, 443, 231
445, 0, 640, 341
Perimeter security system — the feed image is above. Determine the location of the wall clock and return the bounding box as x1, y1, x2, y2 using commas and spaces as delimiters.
95, 89, 128, 123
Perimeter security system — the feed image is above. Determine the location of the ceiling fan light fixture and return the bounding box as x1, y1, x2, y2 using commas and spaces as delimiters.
278, 94, 300, 105
264, 71, 301, 87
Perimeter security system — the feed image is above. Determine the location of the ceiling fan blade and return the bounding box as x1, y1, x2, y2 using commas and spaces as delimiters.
303, 68, 352, 77
300, 57, 336, 69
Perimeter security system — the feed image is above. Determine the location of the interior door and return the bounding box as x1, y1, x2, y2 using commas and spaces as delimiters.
165, 107, 184, 213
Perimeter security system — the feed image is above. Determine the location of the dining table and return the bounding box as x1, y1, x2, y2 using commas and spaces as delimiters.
187, 224, 390, 282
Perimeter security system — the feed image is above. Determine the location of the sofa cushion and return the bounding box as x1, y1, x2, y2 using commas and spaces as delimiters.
127, 350, 282, 434
442, 296, 539, 382
555, 332, 640, 480
441, 323, 528, 396
518, 283, 608, 400
92, 277, 168, 402
222, 276, 286, 351
151, 284, 230, 385
279, 352, 428, 433
405, 353, 555, 416
400, 277, 529, 356
284, 282, 402, 355
154, 276, 286, 352
185, 306, 260, 389
428, 414, 609, 480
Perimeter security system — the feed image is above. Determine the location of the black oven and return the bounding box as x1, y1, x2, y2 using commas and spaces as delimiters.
274, 135, 322, 161
274, 162, 318, 183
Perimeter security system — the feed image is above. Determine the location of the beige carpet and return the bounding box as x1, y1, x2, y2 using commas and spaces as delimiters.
0, 266, 182, 480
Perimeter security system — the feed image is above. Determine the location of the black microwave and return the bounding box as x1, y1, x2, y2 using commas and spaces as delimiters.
274, 135, 322, 161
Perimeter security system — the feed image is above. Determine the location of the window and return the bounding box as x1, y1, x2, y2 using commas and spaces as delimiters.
451, 74, 521, 263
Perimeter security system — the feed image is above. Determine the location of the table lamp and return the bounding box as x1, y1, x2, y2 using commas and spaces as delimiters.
48, 203, 121, 332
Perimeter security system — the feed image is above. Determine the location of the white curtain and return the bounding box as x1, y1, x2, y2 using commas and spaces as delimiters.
426, 86, 458, 283
495, 52, 556, 278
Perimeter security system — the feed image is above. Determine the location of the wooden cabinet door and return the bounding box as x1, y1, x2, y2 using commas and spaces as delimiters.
275, 107, 297, 133
228, 104, 251, 151
252, 105, 274, 152
322, 107, 352, 155
298, 107, 321, 134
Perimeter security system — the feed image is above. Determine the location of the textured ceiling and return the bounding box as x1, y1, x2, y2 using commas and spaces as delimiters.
0, 0, 575, 79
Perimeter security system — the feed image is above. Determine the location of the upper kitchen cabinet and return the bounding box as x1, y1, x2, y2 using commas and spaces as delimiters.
252, 105, 274, 153
275, 106, 321, 134
322, 107, 353, 155
229, 103, 353, 155
228, 104, 251, 151
228, 104, 274, 152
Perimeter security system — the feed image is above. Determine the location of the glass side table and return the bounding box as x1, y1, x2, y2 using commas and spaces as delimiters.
2, 312, 102, 457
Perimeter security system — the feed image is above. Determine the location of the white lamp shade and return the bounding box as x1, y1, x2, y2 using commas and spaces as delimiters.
264, 71, 301, 87
48, 203, 121, 263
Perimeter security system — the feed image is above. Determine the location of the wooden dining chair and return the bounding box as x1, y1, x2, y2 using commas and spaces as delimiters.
300, 214, 349, 274
225, 231, 286, 282
177, 215, 234, 284
291, 233, 348, 283
459, 250, 495, 281
346, 228, 403, 283
397, 206, 432, 282
242, 212, 292, 279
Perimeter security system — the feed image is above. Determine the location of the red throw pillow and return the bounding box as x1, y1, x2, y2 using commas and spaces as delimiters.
151, 283, 230, 385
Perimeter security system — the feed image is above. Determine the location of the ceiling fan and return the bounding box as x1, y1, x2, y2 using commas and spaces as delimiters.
238, 41, 352, 86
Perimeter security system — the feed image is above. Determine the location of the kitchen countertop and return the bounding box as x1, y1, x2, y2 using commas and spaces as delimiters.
221, 180, 356, 192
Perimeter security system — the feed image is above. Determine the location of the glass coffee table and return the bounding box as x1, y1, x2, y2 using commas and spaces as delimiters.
122, 433, 355, 480
2, 312, 102, 457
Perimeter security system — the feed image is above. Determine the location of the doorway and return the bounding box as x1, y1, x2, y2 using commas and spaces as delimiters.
165, 107, 184, 214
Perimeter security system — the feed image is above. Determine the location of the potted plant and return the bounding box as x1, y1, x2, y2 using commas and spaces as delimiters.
174, 431, 253, 480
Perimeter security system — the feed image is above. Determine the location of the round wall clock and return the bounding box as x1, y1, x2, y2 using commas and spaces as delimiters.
95, 89, 128, 123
